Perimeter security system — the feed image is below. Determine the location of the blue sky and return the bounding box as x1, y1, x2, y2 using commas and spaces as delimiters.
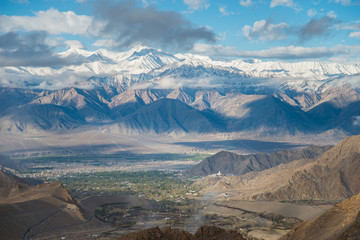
1, 0, 360, 64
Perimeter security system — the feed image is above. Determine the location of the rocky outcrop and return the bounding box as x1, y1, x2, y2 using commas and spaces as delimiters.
0, 170, 86, 240
280, 193, 360, 240
118, 226, 246, 240
255, 134, 360, 200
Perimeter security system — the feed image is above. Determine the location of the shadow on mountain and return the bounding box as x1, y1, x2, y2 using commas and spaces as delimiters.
117, 98, 226, 134
225, 95, 314, 134
2, 86, 360, 136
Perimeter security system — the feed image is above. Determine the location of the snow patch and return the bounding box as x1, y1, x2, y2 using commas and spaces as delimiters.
353, 116, 360, 126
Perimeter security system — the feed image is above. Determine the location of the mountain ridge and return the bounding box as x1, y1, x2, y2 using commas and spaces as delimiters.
185, 145, 332, 177
1, 86, 360, 137
280, 192, 360, 240
0, 170, 86, 239
3, 46, 360, 93
1, 46, 360, 139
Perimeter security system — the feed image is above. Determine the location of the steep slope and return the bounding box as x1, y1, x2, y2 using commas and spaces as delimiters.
0, 104, 84, 132
0, 170, 28, 198
197, 135, 360, 201
118, 226, 246, 240
0, 87, 42, 114
0, 170, 86, 240
231, 60, 360, 80
0, 86, 359, 137
224, 95, 314, 134
31, 87, 111, 123
280, 193, 360, 240
185, 145, 331, 177
255, 134, 360, 200
4, 46, 360, 93
167, 87, 197, 105
109, 89, 169, 108
117, 98, 224, 134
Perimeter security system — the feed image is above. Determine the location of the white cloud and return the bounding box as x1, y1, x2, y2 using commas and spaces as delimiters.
242, 19, 289, 41
307, 9, 317, 17
327, 11, 337, 19
336, 20, 360, 31
192, 43, 360, 61
270, 0, 296, 8
334, 0, 351, 5
192, 43, 238, 56
65, 40, 85, 49
0, 8, 95, 36
217, 32, 227, 41
239, 0, 253, 7
93, 39, 119, 48
219, 6, 234, 16
350, 32, 360, 38
183, 0, 210, 10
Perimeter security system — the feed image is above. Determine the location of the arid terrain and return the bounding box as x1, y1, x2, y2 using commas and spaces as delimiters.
2, 1, 360, 239
1, 134, 360, 240
0, 170, 86, 240
280, 192, 360, 240
196, 135, 360, 201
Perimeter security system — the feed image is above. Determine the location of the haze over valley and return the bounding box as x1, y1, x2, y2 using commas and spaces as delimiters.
1, 0, 360, 239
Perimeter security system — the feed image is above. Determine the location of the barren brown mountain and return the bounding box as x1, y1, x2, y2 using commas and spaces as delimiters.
198, 134, 360, 202
0, 170, 86, 240
255, 134, 360, 200
280, 192, 360, 240
185, 145, 331, 177
118, 226, 247, 240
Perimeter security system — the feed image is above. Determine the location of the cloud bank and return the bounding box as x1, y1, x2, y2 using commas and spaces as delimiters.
192, 43, 360, 60
94, 0, 216, 50
183, 0, 209, 10
0, 8, 94, 36
0, 31, 86, 67
299, 16, 337, 41
242, 19, 290, 41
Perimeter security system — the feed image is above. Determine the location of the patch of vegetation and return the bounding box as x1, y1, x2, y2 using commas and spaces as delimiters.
257, 212, 302, 230
48, 170, 203, 201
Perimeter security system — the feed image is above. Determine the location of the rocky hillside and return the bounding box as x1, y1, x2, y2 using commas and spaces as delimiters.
118, 226, 246, 240
280, 193, 360, 240
0, 170, 86, 240
255, 134, 360, 200
197, 135, 360, 201
0, 169, 28, 198
1, 86, 360, 139
185, 145, 331, 177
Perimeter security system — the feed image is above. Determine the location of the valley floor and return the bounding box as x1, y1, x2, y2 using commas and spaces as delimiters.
0, 131, 348, 239
0, 130, 341, 157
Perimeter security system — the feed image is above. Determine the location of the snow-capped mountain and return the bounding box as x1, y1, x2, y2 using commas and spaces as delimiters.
2, 46, 360, 93
1, 46, 360, 139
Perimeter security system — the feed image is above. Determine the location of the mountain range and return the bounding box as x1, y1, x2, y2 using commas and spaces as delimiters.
184, 145, 332, 177
197, 134, 360, 201
1, 46, 360, 140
